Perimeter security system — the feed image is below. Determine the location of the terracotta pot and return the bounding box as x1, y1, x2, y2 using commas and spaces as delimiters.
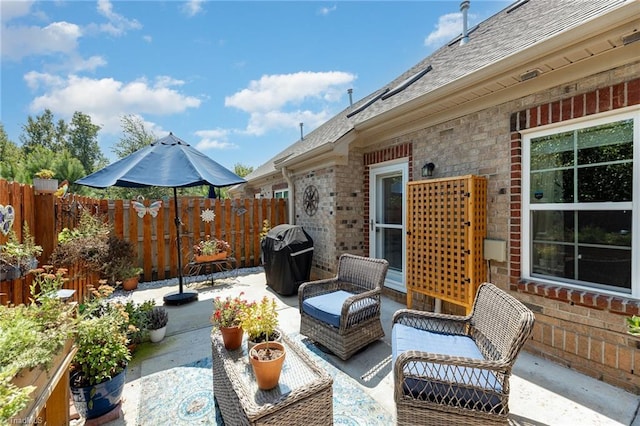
249, 341, 286, 390
195, 252, 227, 262
122, 276, 139, 291
220, 326, 243, 350
247, 329, 282, 354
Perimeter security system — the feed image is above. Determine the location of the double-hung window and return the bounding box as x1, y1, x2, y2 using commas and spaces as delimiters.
522, 109, 639, 298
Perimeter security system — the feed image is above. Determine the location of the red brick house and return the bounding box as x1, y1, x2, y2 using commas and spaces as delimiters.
234, 0, 640, 392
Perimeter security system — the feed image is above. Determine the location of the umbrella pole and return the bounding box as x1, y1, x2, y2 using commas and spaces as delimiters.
174, 188, 184, 292
163, 187, 198, 305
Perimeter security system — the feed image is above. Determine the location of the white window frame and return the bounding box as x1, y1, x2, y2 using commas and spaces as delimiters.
274, 189, 289, 199
522, 107, 640, 299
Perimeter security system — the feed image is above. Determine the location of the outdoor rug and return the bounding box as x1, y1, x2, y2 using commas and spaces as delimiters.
137, 334, 393, 425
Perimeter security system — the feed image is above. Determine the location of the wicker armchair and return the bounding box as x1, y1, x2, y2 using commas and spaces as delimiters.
299, 254, 389, 360
392, 283, 535, 425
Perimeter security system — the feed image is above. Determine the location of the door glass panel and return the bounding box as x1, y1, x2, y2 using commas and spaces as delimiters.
377, 228, 403, 272
381, 175, 403, 224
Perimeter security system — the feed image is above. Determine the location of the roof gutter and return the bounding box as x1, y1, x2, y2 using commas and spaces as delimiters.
282, 166, 295, 225
356, 0, 637, 132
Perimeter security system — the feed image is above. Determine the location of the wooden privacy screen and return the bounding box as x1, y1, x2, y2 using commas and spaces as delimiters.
406, 175, 487, 313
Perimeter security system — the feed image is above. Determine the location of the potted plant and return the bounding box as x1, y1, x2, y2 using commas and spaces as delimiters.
193, 235, 231, 262
119, 266, 144, 291
239, 296, 285, 390
0, 225, 42, 281
1, 267, 76, 423
101, 236, 142, 290
210, 293, 248, 350
118, 299, 155, 350
148, 306, 169, 343
627, 315, 640, 336
259, 220, 271, 265
70, 284, 131, 420
33, 169, 58, 193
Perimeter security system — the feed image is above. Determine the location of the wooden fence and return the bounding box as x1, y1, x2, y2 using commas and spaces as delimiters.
0, 178, 287, 305
101, 197, 287, 282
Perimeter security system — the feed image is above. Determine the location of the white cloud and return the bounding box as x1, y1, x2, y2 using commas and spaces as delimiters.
318, 5, 337, 16
96, 0, 141, 36
143, 35, 152, 43
244, 109, 331, 137
225, 71, 355, 113
182, 0, 205, 17
27, 74, 201, 135
66, 55, 108, 73
1, 21, 82, 60
424, 11, 482, 47
224, 71, 354, 136
0, 0, 34, 24
424, 12, 462, 47
194, 129, 237, 150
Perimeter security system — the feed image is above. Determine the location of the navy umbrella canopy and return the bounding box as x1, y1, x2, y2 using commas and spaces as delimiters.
76, 133, 245, 189
76, 133, 246, 305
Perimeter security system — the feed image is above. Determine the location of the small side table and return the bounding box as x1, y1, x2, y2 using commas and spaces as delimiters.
211, 332, 333, 425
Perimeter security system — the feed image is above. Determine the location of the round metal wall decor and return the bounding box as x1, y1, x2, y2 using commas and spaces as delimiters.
303, 185, 319, 216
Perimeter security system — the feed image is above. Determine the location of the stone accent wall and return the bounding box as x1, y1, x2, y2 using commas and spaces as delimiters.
294, 168, 337, 280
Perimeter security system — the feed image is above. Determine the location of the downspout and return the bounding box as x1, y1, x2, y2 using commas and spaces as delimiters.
282, 166, 295, 225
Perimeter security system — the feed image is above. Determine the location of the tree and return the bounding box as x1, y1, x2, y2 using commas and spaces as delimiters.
19, 109, 65, 155
67, 112, 103, 174
20, 146, 57, 183
0, 124, 22, 180
234, 163, 254, 178
112, 115, 155, 159
53, 150, 87, 193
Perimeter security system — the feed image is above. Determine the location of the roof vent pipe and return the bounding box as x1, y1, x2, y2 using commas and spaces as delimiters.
460, 0, 470, 46
348, 88, 353, 107
300, 122, 304, 140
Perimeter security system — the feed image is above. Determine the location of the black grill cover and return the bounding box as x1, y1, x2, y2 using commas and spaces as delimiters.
262, 224, 314, 296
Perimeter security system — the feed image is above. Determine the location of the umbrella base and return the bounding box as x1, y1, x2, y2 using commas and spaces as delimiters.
163, 290, 198, 305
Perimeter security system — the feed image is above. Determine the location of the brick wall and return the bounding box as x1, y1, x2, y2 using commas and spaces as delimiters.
367, 62, 639, 393
509, 69, 640, 393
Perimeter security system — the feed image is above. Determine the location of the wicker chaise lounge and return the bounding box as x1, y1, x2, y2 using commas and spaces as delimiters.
392, 282, 535, 425
298, 253, 389, 360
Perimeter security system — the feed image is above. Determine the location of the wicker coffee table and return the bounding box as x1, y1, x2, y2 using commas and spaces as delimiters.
211, 332, 333, 425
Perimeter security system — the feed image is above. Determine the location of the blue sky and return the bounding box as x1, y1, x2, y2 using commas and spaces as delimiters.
1, 0, 509, 171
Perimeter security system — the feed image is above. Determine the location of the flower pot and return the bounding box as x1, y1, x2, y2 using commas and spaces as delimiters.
0, 264, 21, 281
70, 367, 126, 420
149, 326, 167, 343
33, 178, 58, 193
247, 328, 282, 354
195, 252, 227, 262
249, 341, 286, 390
122, 276, 139, 291
219, 325, 243, 350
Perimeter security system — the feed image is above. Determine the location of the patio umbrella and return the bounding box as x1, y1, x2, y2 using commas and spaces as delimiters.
75, 132, 246, 305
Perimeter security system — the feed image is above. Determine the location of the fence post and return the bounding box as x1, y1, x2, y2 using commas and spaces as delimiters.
34, 193, 57, 264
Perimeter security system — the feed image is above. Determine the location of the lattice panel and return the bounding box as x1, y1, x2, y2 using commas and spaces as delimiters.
406, 175, 487, 313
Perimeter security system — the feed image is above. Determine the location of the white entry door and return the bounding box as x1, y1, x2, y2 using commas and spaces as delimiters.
369, 161, 408, 293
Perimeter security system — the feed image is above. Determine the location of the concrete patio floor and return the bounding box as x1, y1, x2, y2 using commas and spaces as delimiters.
89, 268, 639, 426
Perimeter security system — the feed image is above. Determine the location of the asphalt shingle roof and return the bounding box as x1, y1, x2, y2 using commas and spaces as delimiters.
246, 0, 626, 181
